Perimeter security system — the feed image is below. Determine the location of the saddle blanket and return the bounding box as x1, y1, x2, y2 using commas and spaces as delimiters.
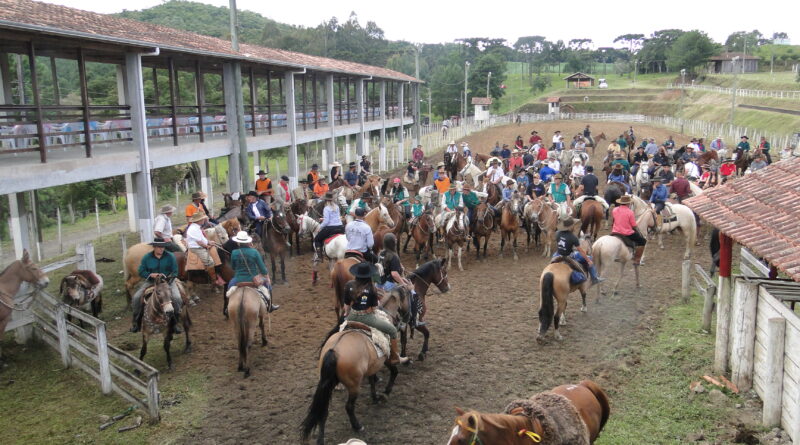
324, 233, 345, 245
339, 310, 392, 358
185, 246, 222, 271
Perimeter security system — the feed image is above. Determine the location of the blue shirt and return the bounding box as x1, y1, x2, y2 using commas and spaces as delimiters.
516, 175, 530, 188
319, 204, 342, 229
539, 166, 557, 182
345, 219, 374, 252
645, 143, 659, 156
500, 148, 511, 159
650, 184, 668, 202
502, 187, 513, 201
344, 170, 359, 186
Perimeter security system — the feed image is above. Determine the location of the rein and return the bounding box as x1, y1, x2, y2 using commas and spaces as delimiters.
407, 265, 447, 294
454, 413, 542, 445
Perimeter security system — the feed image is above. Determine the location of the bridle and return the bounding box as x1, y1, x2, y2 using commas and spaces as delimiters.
453, 413, 542, 445
407, 264, 448, 294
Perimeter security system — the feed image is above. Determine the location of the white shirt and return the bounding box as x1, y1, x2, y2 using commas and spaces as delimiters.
446, 144, 458, 153
153, 214, 173, 238
684, 162, 700, 179
549, 160, 561, 171
186, 223, 207, 249
687, 142, 699, 150
571, 165, 585, 177
552, 134, 561, 144
487, 166, 505, 183
250, 202, 262, 218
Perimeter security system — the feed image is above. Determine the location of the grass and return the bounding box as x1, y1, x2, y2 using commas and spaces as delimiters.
597, 293, 747, 444
700, 72, 799, 91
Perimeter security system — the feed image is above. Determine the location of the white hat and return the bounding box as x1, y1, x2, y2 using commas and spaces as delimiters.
232, 231, 252, 244
331, 161, 341, 167
230, 192, 240, 200
450, 140, 456, 145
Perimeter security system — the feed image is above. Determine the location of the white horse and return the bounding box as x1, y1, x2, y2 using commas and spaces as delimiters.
592, 235, 640, 300
295, 212, 320, 239
444, 210, 468, 272
630, 196, 695, 259
417, 185, 437, 206
632, 159, 652, 196
458, 159, 484, 188
322, 234, 348, 270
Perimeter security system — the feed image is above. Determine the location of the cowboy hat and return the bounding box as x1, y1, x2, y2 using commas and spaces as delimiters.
230, 192, 241, 200
160, 205, 176, 214
150, 237, 171, 247
189, 212, 208, 223
232, 231, 252, 244
349, 262, 376, 280
199, 191, 208, 199
257, 170, 267, 175
554, 173, 563, 179
437, 161, 446, 168
557, 217, 578, 231
448, 184, 457, 190
449, 140, 456, 145
361, 192, 372, 199
348, 161, 357, 168
414, 194, 422, 200
618, 195, 632, 205
191, 192, 202, 200
311, 163, 319, 169
652, 176, 663, 182
281, 175, 289, 181
740, 135, 748, 139
323, 192, 335, 201
489, 157, 500, 164
612, 163, 623, 170
331, 161, 341, 167
573, 158, 582, 163
354, 207, 367, 217
247, 191, 259, 198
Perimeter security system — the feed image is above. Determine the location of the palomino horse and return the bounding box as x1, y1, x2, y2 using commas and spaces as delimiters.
138, 276, 192, 370
469, 201, 495, 259
578, 199, 603, 241
260, 207, 292, 283
528, 197, 559, 257
499, 193, 522, 260
443, 207, 468, 271
0, 250, 49, 360
448, 380, 610, 445
473, 152, 491, 168
537, 236, 593, 342
403, 210, 435, 267
405, 258, 450, 361
301, 293, 407, 445
228, 286, 268, 378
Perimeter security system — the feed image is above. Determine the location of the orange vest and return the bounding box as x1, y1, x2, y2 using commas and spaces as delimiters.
314, 182, 329, 197
435, 177, 451, 194
185, 203, 205, 219
255, 177, 272, 194
308, 170, 320, 184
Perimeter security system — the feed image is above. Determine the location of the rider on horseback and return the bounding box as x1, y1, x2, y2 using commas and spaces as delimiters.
573, 166, 610, 213
650, 177, 669, 220
344, 162, 359, 187
130, 238, 184, 333
313, 192, 345, 261
553, 218, 605, 285
548, 174, 572, 208
631, 146, 648, 177
608, 164, 631, 194
226, 231, 279, 313
349, 192, 373, 219
486, 158, 505, 196
389, 178, 411, 219
345, 207, 379, 264
611, 195, 647, 266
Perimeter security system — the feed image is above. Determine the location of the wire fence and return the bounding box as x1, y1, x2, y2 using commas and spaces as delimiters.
668, 83, 800, 100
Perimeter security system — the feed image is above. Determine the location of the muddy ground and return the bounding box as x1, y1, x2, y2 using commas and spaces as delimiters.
126, 122, 714, 444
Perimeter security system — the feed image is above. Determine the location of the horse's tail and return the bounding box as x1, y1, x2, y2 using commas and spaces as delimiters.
538, 272, 555, 334
300, 348, 338, 440
237, 290, 249, 363
580, 379, 611, 434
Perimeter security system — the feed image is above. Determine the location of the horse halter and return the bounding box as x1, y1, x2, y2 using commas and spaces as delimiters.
408, 264, 448, 293
453, 413, 542, 445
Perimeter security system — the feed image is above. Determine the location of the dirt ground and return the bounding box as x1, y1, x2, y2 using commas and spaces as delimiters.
124, 122, 712, 444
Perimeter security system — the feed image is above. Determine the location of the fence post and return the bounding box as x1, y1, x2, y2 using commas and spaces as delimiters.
681, 260, 691, 303
94, 198, 101, 235
762, 317, 785, 427
120, 233, 127, 261
147, 374, 160, 422
95, 323, 112, 395
730, 278, 758, 392
76, 242, 96, 273
702, 283, 715, 333
55, 304, 71, 368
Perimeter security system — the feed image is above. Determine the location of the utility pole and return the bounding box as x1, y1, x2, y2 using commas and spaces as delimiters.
428, 86, 432, 122
633, 59, 638, 84
486, 71, 492, 99
679, 68, 686, 132
414, 44, 420, 146
229, 0, 250, 191
730, 56, 740, 128
463, 61, 470, 120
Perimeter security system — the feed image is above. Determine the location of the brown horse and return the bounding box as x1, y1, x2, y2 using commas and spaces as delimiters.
228, 286, 268, 378
499, 193, 522, 260
0, 250, 49, 360
473, 152, 491, 168
537, 236, 593, 342
404, 258, 450, 361
483, 177, 502, 206
469, 201, 494, 259
220, 193, 246, 225
59, 270, 103, 324
301, 293, 407, 445
260, 206, 292, 283
528, 197, 558, 257
403, 210, 435, 267
588, 132, 607, 154
734, 148, 752, 175
578, 199, 603, 241
448, 380, 610, 445
696, 149, 719, 168
139, 276, 192, 370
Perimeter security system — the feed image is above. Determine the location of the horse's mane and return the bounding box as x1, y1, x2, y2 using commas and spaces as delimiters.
0, 261, 15, 278
411, 260, 438, 279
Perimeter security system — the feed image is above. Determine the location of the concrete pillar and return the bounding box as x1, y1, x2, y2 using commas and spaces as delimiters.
413, 83, 421, 147
125, 53, 155, 244
285, 71, 299, 190
379, 81, 387, 171
124, 174, 137, 232
326, 75, 336, 164
356, 78, 365, 156
115, 64, 128, 107
344, 133, 351, 165
397, 82, 405, 167
223, 63, 242, 192
0, 53, 11, 104
199, 159, 213, 211
8, 193, 31, 260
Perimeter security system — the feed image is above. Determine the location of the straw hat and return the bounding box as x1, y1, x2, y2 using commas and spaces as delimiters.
191, 192, 202, 200
618, 195, 632, 205
331, 161, 341, 167
160, 205, 176, 214
450, 140, 456, 145
232, 231, 252, 244
189, 212, 208, 223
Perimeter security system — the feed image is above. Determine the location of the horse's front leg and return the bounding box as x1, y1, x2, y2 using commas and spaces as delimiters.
499, 234, 506, 257
384, 363, 399, 395
280, 254, 287, 284
416, 326, 430, 361
658, 232, 665, 250
457, 245, 463, 271
580, 290, 588, 312
512, 233, 519, 261
400, 326, 408, 357
403, 231, 412, 253
164, 331, 174, 370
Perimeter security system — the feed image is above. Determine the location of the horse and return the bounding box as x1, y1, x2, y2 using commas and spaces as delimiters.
405, 258, 450, 361
473, 152, 491, 168
625, 132, 636, 150
458, 159, 484, 188
403, 210, 436, 267
696, 149, 719, 168
734, 148, 752, 176
59, 270, 103, 324
578, 199, 603, 241
588, 132, 607, 154
227, 286, 268, 378
591, 234, 640, 300
219, 193, 246, 225
528, 197, 558, 257
537, 235, 593, 342
499, 193, 522, 261
443, 207, 468, 271
632, 159, 652, 197
0, 250, 49, 361
260, 207, 292, 283
301, 293, 408, 445
448, 380, 610, 445
482, 177, 502, 206
469, 201, 495, 259
640, 200, 697, 260
138, 276, 192, 370
602, 181, 629, 225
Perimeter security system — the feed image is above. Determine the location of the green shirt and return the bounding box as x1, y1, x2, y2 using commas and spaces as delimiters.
617, 138, 627, 149
232, 247, 269, 283
610, 159, 630, 172
550, 183, 568, 203
444, 192, 462, 210
138, 251, 178, 279
737, 141, 750, 151
411, 203, 424, 217
392, 187, 409, 206
462, 191, 481, 209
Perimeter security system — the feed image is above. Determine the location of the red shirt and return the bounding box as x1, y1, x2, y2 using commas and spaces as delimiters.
719, 163, 736, 176
537, 147, 548, 161
670, 177, 691, 198
611, 205, 637, 236
508, 156, 524, 172
530, 135, 542, 145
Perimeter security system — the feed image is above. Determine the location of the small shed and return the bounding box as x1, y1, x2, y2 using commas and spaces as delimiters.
471, 97, 493, 121
563, 72, 595, 89
546, 97, 561, 115
707, 52, 760, 74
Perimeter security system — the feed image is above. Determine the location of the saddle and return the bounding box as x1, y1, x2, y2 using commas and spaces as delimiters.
550, 255, 587, 274
339, 310, 393, 358
324, 233, 345, 245
344, 250, 365, 260
185, 246, 222, 271
612, 233, 636, 249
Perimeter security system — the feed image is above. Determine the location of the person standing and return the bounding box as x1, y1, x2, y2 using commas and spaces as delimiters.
306, 163, 320, 186
412, 144, 424, 162
274, 175, 291, 206
611, 195, 647, 265
153, 205, 181, 252
185, 192, 206, 225
313, 192, 345, 260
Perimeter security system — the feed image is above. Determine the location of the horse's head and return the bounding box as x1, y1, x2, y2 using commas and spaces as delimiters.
271, 210, 292, 235
221, 219, 241, 238
448, 409, 485, 445
59, 274, 87, 305
14, 250, 49, 289
378, 204, 395, 228
147, 277, 174, 317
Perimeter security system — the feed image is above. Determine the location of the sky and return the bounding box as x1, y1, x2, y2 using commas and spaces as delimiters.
45, 0, 798, 48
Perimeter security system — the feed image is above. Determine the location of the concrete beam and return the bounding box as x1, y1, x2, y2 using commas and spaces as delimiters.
223, 63, 242, 193
285, 71, 299, 190
413, 83, 421, 147
125, 52, 155, 243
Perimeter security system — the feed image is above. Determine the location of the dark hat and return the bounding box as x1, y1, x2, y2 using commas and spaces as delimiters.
740, 135, 748, 139
311, 163, 319, 169
323, 192, 335, 201
350, 262, 376, 279
349, 162, 357, 167
281, 175, 289, 181
150, 237, 171, 247
361, 192, 372, 199
618, 195, 632, 205
191, 192, 202, 200
586, 165, 594, 172
612, 163, 623, 170
354, 207, 367, 217
257, 170, 267, 175
247, 191, 259, 197
299, 178, 308, 183
652, 176, 663, 182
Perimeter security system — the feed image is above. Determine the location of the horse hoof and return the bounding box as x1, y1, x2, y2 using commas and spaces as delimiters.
355, 425, 366, 432
513, 255, 519, 261
244, 370, 251, 378
555, 334, 564, 341
184, 345, 192, 354
536, 335, 545, 344
417, 352, 426, 361
458, 266, 464, 272
581, 306, 587, 312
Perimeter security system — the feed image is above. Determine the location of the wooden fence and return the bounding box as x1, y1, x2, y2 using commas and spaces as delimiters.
719, 278, 800, 442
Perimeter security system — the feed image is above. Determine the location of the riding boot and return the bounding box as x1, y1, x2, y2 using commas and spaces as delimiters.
632, 246, 646, 266
206, 266, 224, 287
589, 264, 606, 285
389, 339, 409, 365
130, 306, 143, 333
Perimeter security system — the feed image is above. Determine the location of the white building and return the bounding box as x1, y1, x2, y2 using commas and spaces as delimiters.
471, 97, 493, 121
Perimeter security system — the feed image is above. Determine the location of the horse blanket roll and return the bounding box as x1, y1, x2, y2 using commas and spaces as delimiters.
186, 246, 222, 271
504, 392, 590, 445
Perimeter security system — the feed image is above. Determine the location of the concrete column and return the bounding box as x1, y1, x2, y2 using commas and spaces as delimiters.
285, 71, 299, 190
199, 159, 213, 211
125, 53, 155, 244
115, 64, 128, 107
326, 75, 336, 164
344, 133, 351, 165
0, 53, 11, 105
397, 82, 405, 166
223, 63, 242, 192
356, 78, 365, 156
413, 83, 421, 147
8, 193, 31, 260
379, 81, 387, 171
124, 174, 136, 232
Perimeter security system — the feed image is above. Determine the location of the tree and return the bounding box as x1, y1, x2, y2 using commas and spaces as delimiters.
613, 34, 645, 54
638, 29, 684, 73
514, 36, 546, 78
468, 52, 507, 100
772, 32, 789, 41
667, 31, 719, 73
430, 63, 464, 118
568, 39, 593, 51
724, 30, 765, 52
